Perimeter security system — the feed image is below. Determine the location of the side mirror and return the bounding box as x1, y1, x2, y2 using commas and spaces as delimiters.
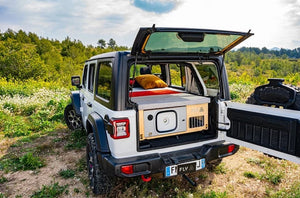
71, 76, 81, 88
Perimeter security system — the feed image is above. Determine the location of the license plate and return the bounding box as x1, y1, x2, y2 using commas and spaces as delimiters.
165, 158, 205, 177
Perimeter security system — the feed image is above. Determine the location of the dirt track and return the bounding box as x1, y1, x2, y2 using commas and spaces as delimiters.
1, 128, 299, 197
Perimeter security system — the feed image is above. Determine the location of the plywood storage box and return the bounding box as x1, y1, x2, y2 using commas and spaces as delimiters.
131, 93, 210, 140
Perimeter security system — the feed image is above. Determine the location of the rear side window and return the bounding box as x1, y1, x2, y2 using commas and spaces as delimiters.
88, 63, 95, 92
195, 62, 219, 96
96, 61, 113, 101
82, 65, 88, 88
151, 65, 162, 77
170, 64, 186, 88
129, 64, 162, 77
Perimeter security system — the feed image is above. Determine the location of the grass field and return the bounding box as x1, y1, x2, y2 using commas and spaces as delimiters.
0, 80, 299, 198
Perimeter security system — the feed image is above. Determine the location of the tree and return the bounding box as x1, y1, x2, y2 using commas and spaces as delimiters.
97, 39, 106, 49
108, 38, 116, 49
0, 39, 47, 80
16, 30, 31, 43
36, 38, 53, 55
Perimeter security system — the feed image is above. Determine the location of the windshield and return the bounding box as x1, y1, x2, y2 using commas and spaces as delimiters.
144, 32, 242, 54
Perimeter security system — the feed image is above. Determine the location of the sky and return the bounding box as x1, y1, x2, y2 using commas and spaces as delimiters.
0, 0, 300, 49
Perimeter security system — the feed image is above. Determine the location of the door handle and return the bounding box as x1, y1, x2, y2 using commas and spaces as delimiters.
87, 102, 92, 107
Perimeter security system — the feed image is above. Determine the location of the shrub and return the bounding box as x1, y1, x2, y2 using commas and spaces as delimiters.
261, 169, 284, 185
0, 152, 44, 171
19, 152, 45, 170
230, 91, 239, 100
0, 176, 8, 184
59, 169, 75, 179
269, 182, 300, 197
212, 163, 227, 174
3, 117, 31, 137
243, 171, 257, 178
31, 182, 68, 198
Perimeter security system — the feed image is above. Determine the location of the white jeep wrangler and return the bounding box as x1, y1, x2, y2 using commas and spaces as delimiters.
64, 26, 300, 194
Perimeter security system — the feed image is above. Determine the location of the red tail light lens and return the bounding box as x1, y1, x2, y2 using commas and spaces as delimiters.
228, 144, 235, 153
110, 118, 130, 139
121, 165, 133, 174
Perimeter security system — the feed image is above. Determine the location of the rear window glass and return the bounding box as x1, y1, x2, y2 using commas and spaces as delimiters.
144, 32, 242, 54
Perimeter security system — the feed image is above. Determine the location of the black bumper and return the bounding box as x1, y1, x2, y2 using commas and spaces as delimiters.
100, 141, 239, 178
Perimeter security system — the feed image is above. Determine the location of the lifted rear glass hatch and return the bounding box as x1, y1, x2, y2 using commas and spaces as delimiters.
131, 26, 253, 56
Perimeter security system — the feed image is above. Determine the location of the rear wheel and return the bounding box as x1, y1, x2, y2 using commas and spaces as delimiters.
87, 133, 114, 195
64, 103, 82, 130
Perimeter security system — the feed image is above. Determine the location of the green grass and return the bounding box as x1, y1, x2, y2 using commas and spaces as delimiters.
31, 182, 68, 198
0, 176, 8, 184
65, 129, 86, 150
211, 163, 227, 175
0, 152, 44, 172
192, 191, 228, 198
0, 193, 7, 198
261, 168, 283, 185
229, 83, 255, 102
76, 157, 87, 172
267, 182, 300, 198
0, 81, 69, 138
246, 157, 263, 166
19, 152, 44, 170
59, 169, 75, 179
245, 157, 284, 185
74, 188, 80, 193
243, 171, 258, 179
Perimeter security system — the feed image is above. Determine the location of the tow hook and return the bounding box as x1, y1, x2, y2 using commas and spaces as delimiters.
183, 174, 197, 186
141, 175, 152, 182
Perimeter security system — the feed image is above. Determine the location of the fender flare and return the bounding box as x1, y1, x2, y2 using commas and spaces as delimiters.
70, 91, 81, 115
87, 112, 110, 154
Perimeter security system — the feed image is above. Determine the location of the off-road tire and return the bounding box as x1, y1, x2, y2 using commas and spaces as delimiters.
87, 133, 114, 195
291, 89, 300, 110
64, 103, 82, 130
245, 93, 257, 105
246, 85, 300, 111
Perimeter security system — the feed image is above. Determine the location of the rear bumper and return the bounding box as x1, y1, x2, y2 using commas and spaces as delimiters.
100, 141, 239, 178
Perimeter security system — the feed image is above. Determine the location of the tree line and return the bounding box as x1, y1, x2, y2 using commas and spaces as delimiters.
237, 47, 300, 59
0, 29, 128, 84
226, 50, 300, 86
0, 29, 299, 87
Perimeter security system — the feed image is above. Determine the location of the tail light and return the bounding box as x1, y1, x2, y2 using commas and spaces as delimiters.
228, 144, 235, 153
108, 118, 130, 139
121, 165, 133, 174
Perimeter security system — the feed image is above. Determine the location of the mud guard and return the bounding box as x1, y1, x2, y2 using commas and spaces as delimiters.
87, 112, 110, 154
70, 91, 81, 115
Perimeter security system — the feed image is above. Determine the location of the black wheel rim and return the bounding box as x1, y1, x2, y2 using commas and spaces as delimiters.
67, 109, 82, 129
